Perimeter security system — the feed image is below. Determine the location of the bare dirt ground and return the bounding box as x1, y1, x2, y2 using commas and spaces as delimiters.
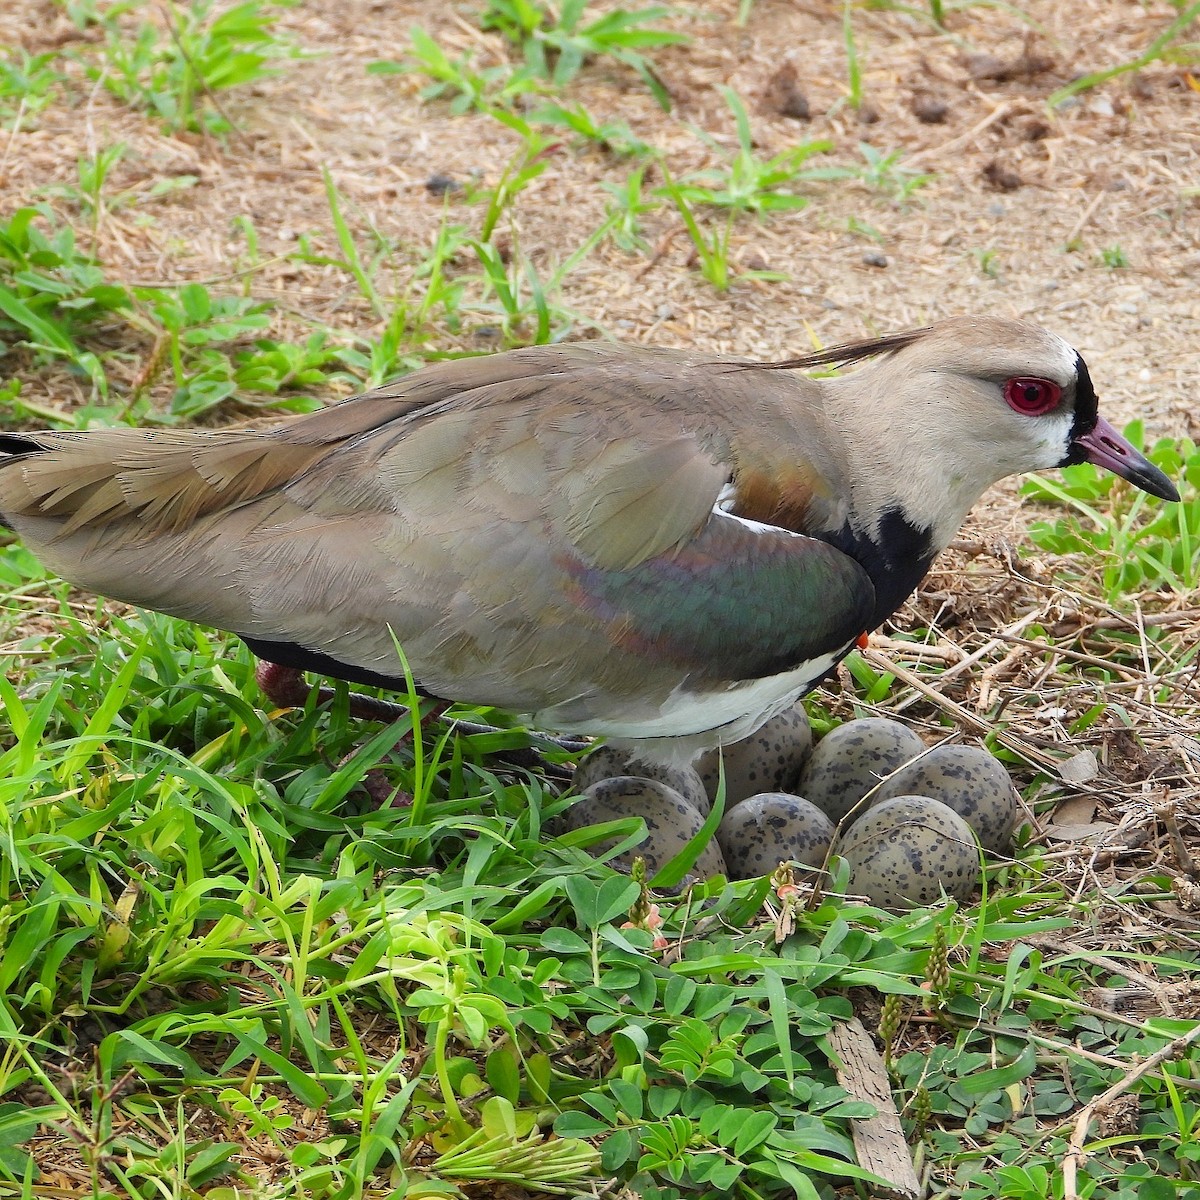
5, 0, 1199, 428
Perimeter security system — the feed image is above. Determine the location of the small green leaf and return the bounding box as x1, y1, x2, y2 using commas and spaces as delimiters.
662, 973, 697, 1016
566, 874, 640, 929
540, 926, 589, 953
607, 1077, 644, 1121
554, 1111, 610, 1138
601, 1126, 637, 1171
955, 1045, 1038, 1096
485, 1046, 521, 1104
648, 1085, 681, 1118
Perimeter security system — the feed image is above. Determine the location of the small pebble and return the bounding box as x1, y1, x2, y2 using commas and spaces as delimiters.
911, 92, 949, 124
763, 62, 811, 121
1128, 73, 1153, 100
982, 159, 1022, 192
966, 53, 1006, 81
862, 250, 888, 268
425, 173, 461, 196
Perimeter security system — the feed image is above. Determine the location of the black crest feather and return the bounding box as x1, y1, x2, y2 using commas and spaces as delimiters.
755, 327, 932, 372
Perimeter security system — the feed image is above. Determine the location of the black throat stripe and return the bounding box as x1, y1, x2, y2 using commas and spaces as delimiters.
1062, 351, 1099, 465
824, 506, 937, 631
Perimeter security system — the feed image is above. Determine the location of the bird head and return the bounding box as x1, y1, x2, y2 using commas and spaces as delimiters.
920, 317, 1179, 502
772, 317, 1179, 551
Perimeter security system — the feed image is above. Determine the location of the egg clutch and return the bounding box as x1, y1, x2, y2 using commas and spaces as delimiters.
564, 710, 1018, 911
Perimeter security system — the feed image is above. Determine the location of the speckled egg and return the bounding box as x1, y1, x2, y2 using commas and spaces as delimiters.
695, 704, 813, 808
797, 718, 925, 824
573, 745, 711, 814
873, 744, 1017, 854
834, 795, 979, 910
563, 777, 727, 881
716, 792, 835, 880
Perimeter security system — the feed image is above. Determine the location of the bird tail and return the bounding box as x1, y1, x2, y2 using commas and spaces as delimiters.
0, 425, 333, 540
0, 432, 51, 530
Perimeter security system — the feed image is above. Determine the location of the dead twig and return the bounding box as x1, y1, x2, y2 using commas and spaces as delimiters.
903, 99, 1016, 167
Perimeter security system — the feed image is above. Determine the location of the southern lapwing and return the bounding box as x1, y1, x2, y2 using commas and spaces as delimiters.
0, 317, 1178, 762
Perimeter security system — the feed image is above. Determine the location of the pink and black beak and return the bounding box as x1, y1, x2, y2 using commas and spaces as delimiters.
1064, 355, 1180, 502
1073, 416, 1180, 502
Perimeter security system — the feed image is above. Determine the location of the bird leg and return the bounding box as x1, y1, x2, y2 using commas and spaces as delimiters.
255, 661, 313, 709
255, 660, 443, 724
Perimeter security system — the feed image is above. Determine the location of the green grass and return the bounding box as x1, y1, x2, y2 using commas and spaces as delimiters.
0, 584, 1169, 1196
1097, 244, 1131, 269
0, 49, 62, 122
2, 526, 1199, 1197
0, 202, 343, 423
477, 0, 685, 110
667, 88, 832, 216
1047, 2, 1200, 109
530, 100, 652, 157
841, 0, 863, 111
73, 0, 305, 134
0, 204, 123, 399
37, 142, 197, 250
373, 1, 685, 118
657, 168, 739, 291
0, 144, 600, 421
369, 26, 547, 119
601, 164, 658, 253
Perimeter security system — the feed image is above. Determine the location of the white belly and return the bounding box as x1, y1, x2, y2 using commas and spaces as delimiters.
529, 644, 848, 766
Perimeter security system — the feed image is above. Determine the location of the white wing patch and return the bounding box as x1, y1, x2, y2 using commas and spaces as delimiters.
713, 483, 801, 537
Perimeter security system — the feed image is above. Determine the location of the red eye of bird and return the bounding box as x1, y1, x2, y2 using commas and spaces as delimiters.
1003, 376, 1062, 416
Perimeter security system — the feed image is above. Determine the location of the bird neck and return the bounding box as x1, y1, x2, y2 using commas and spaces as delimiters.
811, 368, 1012, 629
